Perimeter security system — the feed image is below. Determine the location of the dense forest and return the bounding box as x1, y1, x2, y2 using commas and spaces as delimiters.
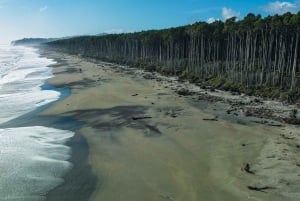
47, 12, 300, 102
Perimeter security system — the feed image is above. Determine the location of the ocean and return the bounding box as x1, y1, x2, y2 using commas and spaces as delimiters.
0, 45, 74, 201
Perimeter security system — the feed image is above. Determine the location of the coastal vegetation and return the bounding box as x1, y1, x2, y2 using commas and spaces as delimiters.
47, 12, 300, 103
11, 38, 58, 46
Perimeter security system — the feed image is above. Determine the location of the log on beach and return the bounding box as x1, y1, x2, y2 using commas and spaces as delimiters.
247, 186, 275, 192
132, 116, 152, 120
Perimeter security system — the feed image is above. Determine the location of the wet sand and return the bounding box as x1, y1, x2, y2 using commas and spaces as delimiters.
40, 48, 300, 201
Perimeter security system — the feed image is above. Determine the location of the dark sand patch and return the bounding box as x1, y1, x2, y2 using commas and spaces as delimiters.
54, 78, 96, 88
65, 106, 162, 137
54, 67, 81, 75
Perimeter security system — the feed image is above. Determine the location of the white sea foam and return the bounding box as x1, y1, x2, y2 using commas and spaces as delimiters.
0, 45, 60, 124
0, 126, 74, 201
0, 45, 74, 200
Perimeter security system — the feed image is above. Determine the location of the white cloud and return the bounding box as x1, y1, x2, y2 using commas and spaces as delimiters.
262, 1, 298, 14
39, 6, 48, 12
207, 17, 216, 23
222, 7, 240, 20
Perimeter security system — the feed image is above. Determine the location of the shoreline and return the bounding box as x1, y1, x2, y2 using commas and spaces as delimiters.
39, 46, 300, 201
38, 49, 97, 201
0, 80, 96, 201
1, 47, 97, 201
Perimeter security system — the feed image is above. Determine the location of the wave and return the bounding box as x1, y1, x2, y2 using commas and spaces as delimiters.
0, 45, 74, 201
0, 45, 60, 124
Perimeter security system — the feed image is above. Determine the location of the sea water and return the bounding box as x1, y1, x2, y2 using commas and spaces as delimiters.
0, 45, 74, 201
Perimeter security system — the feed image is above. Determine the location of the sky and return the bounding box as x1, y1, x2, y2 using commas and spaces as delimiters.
1, 0, 300, 43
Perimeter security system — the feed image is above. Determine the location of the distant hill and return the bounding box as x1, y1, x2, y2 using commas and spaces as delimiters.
11, 34, 107, 46
11, 38, 58, 46
96, 33, 108, 36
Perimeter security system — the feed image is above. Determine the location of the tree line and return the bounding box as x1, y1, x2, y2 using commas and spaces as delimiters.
47, 12, 300, 98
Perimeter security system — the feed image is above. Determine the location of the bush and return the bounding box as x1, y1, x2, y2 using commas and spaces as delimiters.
207, 76, 227, 88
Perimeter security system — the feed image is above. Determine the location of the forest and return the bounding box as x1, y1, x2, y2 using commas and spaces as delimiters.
47, 12, 300, 102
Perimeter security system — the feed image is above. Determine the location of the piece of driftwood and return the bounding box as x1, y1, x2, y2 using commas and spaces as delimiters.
132, 116, 152, 120
244, 163, 255, 174
268, 123, 283, 127
247, 186, 275, 192
202, 118, 218, 121
176, 89, 195, 96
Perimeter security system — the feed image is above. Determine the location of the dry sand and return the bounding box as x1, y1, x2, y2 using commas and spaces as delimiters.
41, 49, 300, 201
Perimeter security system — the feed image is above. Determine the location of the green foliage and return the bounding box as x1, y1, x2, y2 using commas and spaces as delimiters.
252, 87, 281, 98
207, 76, 227, 88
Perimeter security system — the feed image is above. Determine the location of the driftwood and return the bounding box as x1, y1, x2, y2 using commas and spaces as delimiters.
202, 118, 218, 121
244, 163, 255, 174
247, 186, 275, 192
176, 89, 195, 96
253, 120, 283, 127
132, 116, 152, 120
267, 123, 283, 127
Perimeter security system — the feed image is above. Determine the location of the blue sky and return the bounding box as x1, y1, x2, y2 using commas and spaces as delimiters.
1, 0, 300, 43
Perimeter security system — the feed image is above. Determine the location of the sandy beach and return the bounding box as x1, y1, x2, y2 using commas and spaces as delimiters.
40, 48, 300, 201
